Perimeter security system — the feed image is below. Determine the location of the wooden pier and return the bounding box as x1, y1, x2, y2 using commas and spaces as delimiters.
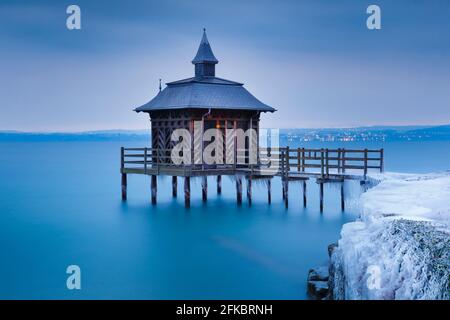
122, 31, 386, 212
120, 146, 384, 211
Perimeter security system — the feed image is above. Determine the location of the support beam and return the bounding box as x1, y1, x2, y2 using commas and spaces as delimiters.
184, 177, 190, 208
172, 176, 177, 198
302, 180, 307, 208
202, 176, 208, 202
121, 173, 127, 201
284, 178, 289, 209
151, 175, 157, 204
340, 183, 345, 211
217, 175, 222, 195
247, 176, 252, 206
236, 176, 242, 205
267, 178, 272, 204
319, 182, 324, 213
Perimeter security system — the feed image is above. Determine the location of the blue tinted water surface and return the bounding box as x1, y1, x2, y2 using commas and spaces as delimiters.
0, 140, 448, 299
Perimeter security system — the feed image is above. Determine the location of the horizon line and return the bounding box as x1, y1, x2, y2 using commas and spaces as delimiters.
1, 123, 449, 135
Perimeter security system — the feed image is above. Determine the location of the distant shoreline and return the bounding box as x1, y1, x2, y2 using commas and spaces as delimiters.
1, 125, 450, 142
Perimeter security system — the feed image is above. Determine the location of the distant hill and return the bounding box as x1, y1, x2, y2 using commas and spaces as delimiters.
406, 124, 450, 134
0, 130, 149, 141
1, 125, 450, 142
280, 125, 450, 142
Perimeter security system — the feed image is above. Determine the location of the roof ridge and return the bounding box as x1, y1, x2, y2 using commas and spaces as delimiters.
167, 76, 243, 86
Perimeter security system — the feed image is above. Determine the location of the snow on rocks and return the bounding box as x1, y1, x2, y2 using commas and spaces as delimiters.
331, 172, 450, 300
307, 266, 330, 300
362, 172, 450, 230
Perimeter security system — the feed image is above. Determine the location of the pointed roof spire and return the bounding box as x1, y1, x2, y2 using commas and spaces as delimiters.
192, 28, 219, 64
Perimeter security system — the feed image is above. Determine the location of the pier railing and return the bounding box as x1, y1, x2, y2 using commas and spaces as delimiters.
279, 147, 383, 177
121, 146, 384, 178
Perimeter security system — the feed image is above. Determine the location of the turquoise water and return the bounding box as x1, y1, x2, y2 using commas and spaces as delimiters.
0, 140, 449, 299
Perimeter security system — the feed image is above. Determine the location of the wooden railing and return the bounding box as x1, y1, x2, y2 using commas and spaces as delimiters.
278, 147, 384, 177
121, 147, 384, 177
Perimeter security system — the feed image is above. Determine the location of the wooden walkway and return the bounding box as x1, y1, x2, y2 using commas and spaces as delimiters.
120, 147, 384, 210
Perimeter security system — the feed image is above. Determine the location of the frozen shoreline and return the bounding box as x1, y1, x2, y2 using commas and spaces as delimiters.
330, 172, 450, 300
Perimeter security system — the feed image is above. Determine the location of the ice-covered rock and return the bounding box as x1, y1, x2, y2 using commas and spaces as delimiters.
328, 243, 338, 258
362, 172, 450, 230
308, 266, 329, 281
307, 280, 329, 300
307, 267, 330, 300
331, 172, 450, 300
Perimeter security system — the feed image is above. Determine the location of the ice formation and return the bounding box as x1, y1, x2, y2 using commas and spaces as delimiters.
331, 172, 450, 300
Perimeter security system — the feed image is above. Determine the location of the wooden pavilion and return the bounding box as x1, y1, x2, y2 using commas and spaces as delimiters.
134, 29, 275, 167
121, 30, 384, 209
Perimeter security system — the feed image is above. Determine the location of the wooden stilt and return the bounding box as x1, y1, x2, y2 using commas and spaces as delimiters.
120, 147, 126, 201
236, 176, 242, 205
172, 176, 177, 198
202, 176, 207, 202
282, 177, 286, 200
121, 173, 127, 201
184, 177, 190, 208
302, 180, 307, 208
284, 178, 289, 209
217, 175, 222, 194
267, 178, 272, 204
319, 182, 324, 213
340, 182, 345, 211
247, 176, 252, 206
151, 175, 157, 204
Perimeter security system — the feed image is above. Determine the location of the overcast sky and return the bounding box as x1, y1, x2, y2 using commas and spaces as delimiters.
1, 0, 449, 131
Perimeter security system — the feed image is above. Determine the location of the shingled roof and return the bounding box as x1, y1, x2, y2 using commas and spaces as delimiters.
135, 30, 275, 113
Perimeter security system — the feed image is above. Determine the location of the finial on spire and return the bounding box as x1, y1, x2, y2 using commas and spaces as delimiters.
192, 29, 218, 75
158, 78, 162, 92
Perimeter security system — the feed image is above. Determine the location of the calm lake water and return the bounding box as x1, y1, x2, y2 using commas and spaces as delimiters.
0, 140, 449, 299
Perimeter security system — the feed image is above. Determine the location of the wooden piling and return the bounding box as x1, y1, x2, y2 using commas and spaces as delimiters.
340, 182, 345, 211
202, 176, 208, 202
267, 178, 272, 204
247, 176, 252, 206
284, 178, 289, 209
151, 175, 157, 204
364, 148, 368, 178
172, 176, 177, 198
121, 173, 127, 201
120, 146, 127, 201
217, 175, 222, 194
319, 182, 324, 213
236, 176, 242, 205
281, 148, 286, 199
184, 177, 190, 208
302, 180, 307, 208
